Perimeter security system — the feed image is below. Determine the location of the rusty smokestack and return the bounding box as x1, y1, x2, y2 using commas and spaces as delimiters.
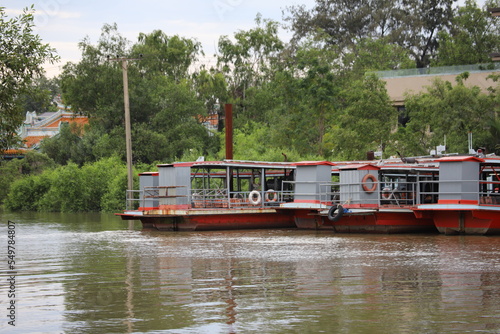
225, 103, 233, 160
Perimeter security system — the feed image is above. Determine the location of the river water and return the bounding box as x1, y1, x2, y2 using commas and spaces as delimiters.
1, 212, 500, 333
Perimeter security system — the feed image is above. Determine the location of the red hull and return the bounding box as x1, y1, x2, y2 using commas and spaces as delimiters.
326, 212, 436, 234
426, 210, 500, 235
292, 209, 436, 234
127, 211, 295, 231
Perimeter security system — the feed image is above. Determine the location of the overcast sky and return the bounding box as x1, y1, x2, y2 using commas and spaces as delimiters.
3, 0, 487, 77
3, 0, 318, 77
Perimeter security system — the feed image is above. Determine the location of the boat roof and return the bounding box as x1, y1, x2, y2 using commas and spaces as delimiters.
438, 156, 484, 162
292, 161, 337, 166
338, 163, 380, 171
158, 160, 296, 169
138, 172, 159, 176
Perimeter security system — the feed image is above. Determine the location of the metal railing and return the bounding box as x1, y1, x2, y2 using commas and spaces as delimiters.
128, 186, 290, 210
284, 180, 428, 208
191, 188, 288, 209
418, 179, 500, 206
126, 190, 143, 210
127, 177, 500, 210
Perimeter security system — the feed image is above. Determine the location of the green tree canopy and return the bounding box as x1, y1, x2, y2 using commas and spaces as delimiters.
402, 74, 498, 155
434, 0, 500, 66
0, 6, 58, 150
284, 0, 455, 68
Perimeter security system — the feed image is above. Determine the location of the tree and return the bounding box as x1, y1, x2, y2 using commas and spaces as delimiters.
284, 0, 455, 68
0, 6, 58, 150
20, 75, 60, 114
344, 37, 415, 76
328, 74, 397, 160
40, 122, 88, 165
132, 30, 202, 82
60, 24, 216, 166
216, 14, 284, 107
434, 0, 500, 66
247, 42, 342, 157
60, 23, 127, 130
401, 74, 497, 155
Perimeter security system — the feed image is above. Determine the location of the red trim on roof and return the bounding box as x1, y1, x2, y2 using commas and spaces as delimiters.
339, 164, 380, 170
438, 156, 484, 163
292, 161, 336, 166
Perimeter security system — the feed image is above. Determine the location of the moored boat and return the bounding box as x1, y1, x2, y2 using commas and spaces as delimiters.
117, 160, 296, 231
280, 158, 440, 233
415, 155, 500, 235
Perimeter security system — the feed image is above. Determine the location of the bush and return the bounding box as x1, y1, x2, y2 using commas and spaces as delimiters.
4, 172, 52, 211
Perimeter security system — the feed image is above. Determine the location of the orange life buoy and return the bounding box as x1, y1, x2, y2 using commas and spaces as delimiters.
265, 189, 277, 202
361, 174, 377, 193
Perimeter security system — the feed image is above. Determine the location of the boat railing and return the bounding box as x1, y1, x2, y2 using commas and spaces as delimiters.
191, 188, 229, 208
479, 180, 500, 205
190, 188, 287, 209
416, 179, 500, 206
283, 180, 427, 208
126, 190, 143, 210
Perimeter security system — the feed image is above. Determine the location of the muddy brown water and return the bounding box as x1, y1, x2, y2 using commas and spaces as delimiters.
1, 211, 500, 333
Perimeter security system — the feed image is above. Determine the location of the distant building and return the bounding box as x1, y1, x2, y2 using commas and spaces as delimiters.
17, 97, 89, 149
374, 63, 500, 126
376, 63, 500, 107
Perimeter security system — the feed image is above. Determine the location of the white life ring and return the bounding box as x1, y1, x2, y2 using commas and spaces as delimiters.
249, 190, 261, 205
265, 189, 277, 202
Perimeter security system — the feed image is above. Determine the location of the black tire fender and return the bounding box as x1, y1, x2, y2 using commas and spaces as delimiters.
328, 205, 344, 222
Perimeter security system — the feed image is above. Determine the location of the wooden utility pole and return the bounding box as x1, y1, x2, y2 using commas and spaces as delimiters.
108, 55, 141, 208
122, 58, 133, 203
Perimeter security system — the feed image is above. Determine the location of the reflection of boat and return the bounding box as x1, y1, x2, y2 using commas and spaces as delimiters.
280, 159, 440, 233
117, 161, 296, 231
415, 156, 500, 235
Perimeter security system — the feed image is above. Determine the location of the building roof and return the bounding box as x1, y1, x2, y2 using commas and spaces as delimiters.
45, 115, 89, 128
374, 63, 500, 105
23, 136, 50, 148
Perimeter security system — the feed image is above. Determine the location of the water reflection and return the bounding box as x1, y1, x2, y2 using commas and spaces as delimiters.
1, 212, 500, 333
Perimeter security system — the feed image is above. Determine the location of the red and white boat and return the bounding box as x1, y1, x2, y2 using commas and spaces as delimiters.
117, 160, 296, 231
280, 159, 440, 233
415, 155, 500, 235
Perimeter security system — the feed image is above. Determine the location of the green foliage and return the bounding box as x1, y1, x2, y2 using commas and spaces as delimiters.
100, 169, 129, 212
434, 0, 500, 66
329, 74, 397, 160
402, 76, 498, 154
40, 122, 88, 165
132, 30, 202, 81
217, 14, 284, 104
285, 0, 455, 68
0, 6, 59, 150
346, 38, 415, 75
5, 171, 54, 211
0, 151, 55, 204
3, 156, 144, 213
